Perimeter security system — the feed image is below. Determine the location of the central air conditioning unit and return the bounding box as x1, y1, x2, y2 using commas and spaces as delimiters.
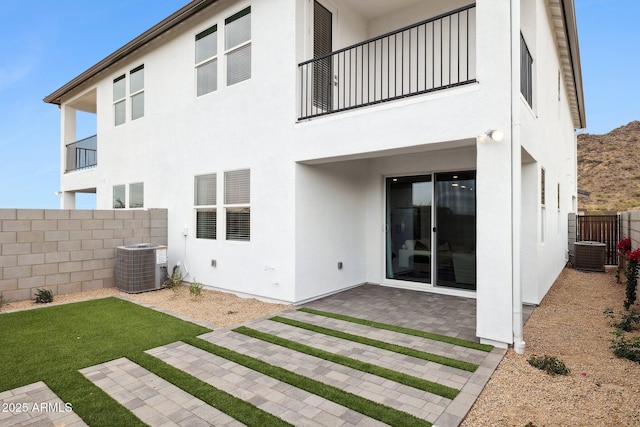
573, 241, 606, 272
115, 244, 168, 293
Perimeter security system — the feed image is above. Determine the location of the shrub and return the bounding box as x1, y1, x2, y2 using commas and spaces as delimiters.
163, 265, 183, 291
34, 288, 54, 304
189, 280, 203, 298
612, 308, 640, 332
610, 333, 640, 364
527, 354, 570, 376
624, 248, 640, 309
0, 292, 5, 310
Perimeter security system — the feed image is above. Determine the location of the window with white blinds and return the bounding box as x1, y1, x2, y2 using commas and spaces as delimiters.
130, 65, 144, 120
113, 64, 144, 125
129, 182, 144, 208
195, 173, 217, 239
113, 185, 125, 209
195, 25, 218, 96
113, 75, 126, 126
225, 169, 250, 241
225, 7, 251, 86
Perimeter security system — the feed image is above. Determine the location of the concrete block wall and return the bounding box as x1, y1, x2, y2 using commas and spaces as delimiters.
0, 209, 168, 302
620, 210, 640, 250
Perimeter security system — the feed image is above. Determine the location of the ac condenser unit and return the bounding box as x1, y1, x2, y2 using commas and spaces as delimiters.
573, 241, 605, 272
115, 244, 168, 293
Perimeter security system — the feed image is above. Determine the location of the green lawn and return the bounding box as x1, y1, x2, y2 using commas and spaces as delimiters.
0, 297, 287, 427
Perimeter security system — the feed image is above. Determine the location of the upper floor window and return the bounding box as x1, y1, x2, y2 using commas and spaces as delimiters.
195, 25, 218, 96
130, 65, 144, 120
520, 33, 533, 108
113, 64, 144, 126
225, 7, 251, 86
113, 75, 126, 126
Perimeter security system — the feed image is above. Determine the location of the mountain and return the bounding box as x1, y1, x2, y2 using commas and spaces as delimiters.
577, 120, 640, 213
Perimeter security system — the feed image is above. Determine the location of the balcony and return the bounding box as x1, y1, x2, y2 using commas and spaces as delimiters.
299, 5, 476, 120
65, 135, 97, 172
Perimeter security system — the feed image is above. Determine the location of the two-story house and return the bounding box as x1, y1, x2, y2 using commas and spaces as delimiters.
44, 0, 585, 349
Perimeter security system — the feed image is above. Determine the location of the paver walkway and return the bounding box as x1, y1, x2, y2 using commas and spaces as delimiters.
1, 284, 516, 426
0, 381, 87, 427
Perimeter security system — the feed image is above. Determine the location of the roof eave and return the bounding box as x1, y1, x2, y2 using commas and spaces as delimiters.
43, 0, 218, 105
561, 0, 586, 129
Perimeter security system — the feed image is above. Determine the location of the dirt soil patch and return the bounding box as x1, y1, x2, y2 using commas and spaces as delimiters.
1, 286, 292, 328
462, 267, 640, 426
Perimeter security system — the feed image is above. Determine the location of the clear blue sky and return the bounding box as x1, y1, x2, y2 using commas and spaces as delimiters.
0, 1, 636, 209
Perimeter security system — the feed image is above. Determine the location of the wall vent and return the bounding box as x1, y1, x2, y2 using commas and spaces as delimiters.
115, 244, 168, 293
573, 241, 605, 272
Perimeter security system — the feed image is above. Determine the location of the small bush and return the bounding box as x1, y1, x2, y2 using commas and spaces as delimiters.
163, 265, 183, 291
612, 308, 640, 332
34, 288, 54, 304
610, 334, 640, 363
527, 354, 570, 376
189, 280, 203, 298
0, 292, 6, 310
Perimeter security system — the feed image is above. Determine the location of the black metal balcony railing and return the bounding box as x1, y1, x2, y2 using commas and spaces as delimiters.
66, 135, 97, 172
299, 4, 476, 120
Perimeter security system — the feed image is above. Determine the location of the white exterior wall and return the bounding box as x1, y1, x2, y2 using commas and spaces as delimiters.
518, 0, 579, 304
55, 0, 581, 346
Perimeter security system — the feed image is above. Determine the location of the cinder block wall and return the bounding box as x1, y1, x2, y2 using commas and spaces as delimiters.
620, 210, 640, 250
0, 209, 168, 302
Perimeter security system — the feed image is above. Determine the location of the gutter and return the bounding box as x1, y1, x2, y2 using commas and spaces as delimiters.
43, 0, 218, 105
511, 0, 525, 355
561, 0, 586, 129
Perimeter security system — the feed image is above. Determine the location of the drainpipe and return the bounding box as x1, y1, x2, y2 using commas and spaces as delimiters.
511, 0, 525, 355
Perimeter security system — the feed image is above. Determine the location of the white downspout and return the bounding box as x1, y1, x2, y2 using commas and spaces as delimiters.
511, 0, 525, 355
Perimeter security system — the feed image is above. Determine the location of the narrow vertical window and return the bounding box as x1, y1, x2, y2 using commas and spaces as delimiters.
225, 169, 250, 241
196, 25, 218, 96
195, 174, 217, 239
129, 182, 144, 208
540, 168, 546, 243
130, 65, 144, 120
540, 168, 546, 206
520, 33, 533, 107
113, 185, 125, 209
225, 7, 251, 86
113, 75, 126, 126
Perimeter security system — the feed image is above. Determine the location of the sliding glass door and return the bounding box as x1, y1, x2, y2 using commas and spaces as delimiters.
434, 172, 476, 290
386, 175, 433, 284
385, 172, 476, 290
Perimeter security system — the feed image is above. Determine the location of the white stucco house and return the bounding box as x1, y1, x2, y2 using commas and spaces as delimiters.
44, 0, 585, 348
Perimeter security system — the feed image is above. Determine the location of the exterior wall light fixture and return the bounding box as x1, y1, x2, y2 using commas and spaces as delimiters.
478, 129, 504, 143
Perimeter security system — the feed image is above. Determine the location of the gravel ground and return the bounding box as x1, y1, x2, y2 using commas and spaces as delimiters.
462, 267, 640, 426
1, 286, 292, 328
2, 268, 639, 425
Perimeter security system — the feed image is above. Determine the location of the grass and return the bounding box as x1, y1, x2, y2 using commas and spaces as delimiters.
234, 326, 460, 400
184, 336, 432, 427
0, 298, 286, 426
298, 307, 494, 352
270, 316, 479, 372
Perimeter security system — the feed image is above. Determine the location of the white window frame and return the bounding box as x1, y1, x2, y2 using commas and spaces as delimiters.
195, 173, 218, 240
129, 182, 144, 209
224, 169, 250, 241
224, 6, 251, 87
195, 25, 218, 97
129, 65, 144, 120
113, 185, 126, 209
113, 74, 126, 126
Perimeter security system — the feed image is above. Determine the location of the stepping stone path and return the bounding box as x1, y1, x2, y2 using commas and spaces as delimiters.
0, 381, 87, 427
1, 291, 506, 427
